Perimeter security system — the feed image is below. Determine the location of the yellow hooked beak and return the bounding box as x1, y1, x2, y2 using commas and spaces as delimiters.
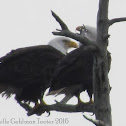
76, 26, 84, 32
66, 41, 78, 48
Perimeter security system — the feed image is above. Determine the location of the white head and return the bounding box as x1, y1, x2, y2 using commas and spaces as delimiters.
76, 25, 97, 42
48, 37, 78, 54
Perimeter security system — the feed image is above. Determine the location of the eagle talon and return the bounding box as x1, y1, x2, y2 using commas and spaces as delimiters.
40, 99, 47, 106
83, 98, 94, 105
77, 97, 94, 106
32, 103, 41, 112
46, 111, 51, 117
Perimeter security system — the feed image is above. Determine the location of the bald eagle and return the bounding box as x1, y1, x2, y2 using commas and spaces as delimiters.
47, 25, 111, 104
47, 45, 96, 104
0, 37, 78, 105
76, 25, 97, 42
76, 25, 111, 72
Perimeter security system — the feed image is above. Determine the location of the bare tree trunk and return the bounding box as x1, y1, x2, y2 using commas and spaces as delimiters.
94, 0, 112, 126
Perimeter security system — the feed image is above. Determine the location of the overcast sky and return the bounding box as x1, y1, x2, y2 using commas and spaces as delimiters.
0, 0, 126, 126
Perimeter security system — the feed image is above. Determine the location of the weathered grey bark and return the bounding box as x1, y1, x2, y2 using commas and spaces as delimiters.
94, 1, 126, 126
19, 102, 94, 116
94, 0, 112, 126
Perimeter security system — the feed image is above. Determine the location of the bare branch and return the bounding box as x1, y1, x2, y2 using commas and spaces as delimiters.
18, 102, 32, 112
109, 17, 126, 26
27, 103, 94, 116
83, 114, 105, 126
53, 30, 92, 46
51, 10, 69, 30
51, 11, 92, 46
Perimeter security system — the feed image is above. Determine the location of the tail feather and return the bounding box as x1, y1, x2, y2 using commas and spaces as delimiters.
60, 94, 73, 104
1, 91, 12, 99
0, 87, 7, 94
0, 86, 20, 99
46, 87, 66, 96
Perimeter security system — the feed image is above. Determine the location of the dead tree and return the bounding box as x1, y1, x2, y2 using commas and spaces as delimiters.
21, 0, 126, 126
